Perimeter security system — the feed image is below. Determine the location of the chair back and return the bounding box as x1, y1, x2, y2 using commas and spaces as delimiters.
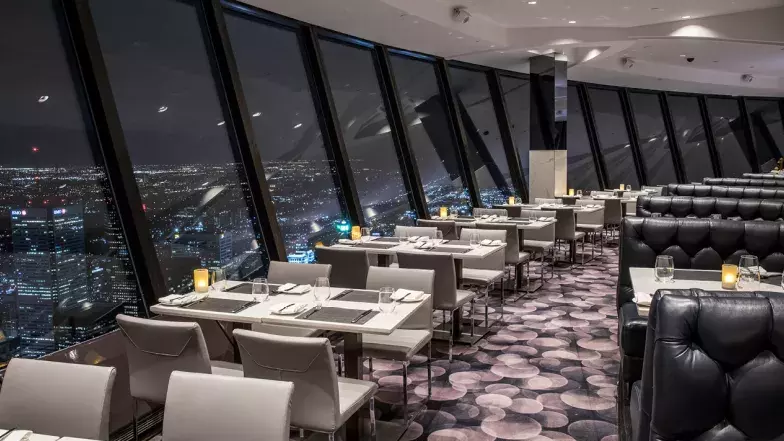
267, 261, 331, 285
534, 198, 562, 205
116, 314, 211, 404
417, 219, 458, 240
554, 208, 579, 241
520, 210, 556, 242
233, 330, 340, 432
366, 266, 434, 330
577, 199, 604, 207
163, 371, 293, 441
473, 208, 507, 217
396, 252, 458, 310
502, 205, 523, 217
0, 358, 116, 440
395, 225, 438, 238
315, 247, 368, 289
591, 191, 614, 197
604, 198, 623, 225
575, 205, 605, 226
469, 226, 515, 267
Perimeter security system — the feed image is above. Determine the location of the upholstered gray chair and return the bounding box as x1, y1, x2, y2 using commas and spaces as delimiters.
163, 371, 294, 441
0, 358, 116, 440
603, 198, 624, 242
256, 261, 332, 337
315, 247, 369, 289
396, 252, 476, 359
520, 209, 556, 282
473, 208, 507, 217
233, 330, 378, 440
470, 224, 527, 301
395, 225, 438, 238
500, 205, 523, 218
554, 208, 586, 265
534, 198, 562, 205
363, 266, 435, 418
575, 200, 605, 257
417, 219, 458, 240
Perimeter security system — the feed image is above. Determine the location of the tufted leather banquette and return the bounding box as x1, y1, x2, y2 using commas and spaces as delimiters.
665, 184, 784, 199
703, 177, 784, 188
631, 290, 784, 441
636, 196, 784, 220
617, 217, 784, 396
743, 173, 784, 179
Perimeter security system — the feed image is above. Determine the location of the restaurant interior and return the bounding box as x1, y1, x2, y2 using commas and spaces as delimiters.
2, 0, 784, 440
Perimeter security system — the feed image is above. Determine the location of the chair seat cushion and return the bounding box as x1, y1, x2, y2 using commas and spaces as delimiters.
454, 289, 477, 308
576, 223, 603, 232
251, 323, 322, 337
461, 268, 504, 285
336, 377, 379, 428
209, 360, 244, 377
524, 240, 554, 251
361, 329, 432, 360
518, 251, 531, 263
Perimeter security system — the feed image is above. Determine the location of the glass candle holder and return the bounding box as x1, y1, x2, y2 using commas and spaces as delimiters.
568, 189, 575, 196
194, 269, 210, 293
351, 225, 361, 241
721, 264, 738, 289
508, 196, 515, 205
440, 206, 448, 218
619, 184, 625, 190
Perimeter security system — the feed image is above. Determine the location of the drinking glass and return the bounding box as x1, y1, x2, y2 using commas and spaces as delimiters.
436, 231, 444, 243
654, 255, 674, 283
212, 268, 227, 291
626, 185, 632, 191
469, 230, 480, 248
251, 278, 269, 302
399, 231, 408, 245
314, 277, 330, 307
738, 255, 760, 290
577, 190, 583, 197
378, 287, 396, 313
361, 227, 371, 243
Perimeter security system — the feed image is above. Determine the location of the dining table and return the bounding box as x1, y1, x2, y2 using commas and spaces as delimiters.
0, 429, 96, 441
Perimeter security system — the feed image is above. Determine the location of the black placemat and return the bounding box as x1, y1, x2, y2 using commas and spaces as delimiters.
354, 242, 398, 250
224, 283, 252, 294
429, 246, 471, 253
182, 297, 258, 313
297, 306, 379, 324
674, 269, 720, 282
331, 290, 379, 303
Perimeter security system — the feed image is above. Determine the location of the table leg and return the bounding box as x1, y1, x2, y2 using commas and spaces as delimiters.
215, 321, 242, 363
378, 254, 391, 267
343, 333, 364, 441
452, 259, 464, 339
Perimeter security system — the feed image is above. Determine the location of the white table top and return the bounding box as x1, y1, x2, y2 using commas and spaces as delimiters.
329, 238, 505, 260
429, 217, 556, 230
0, 430, 96, 441
517, 204, 605, 213
151, 282, 430, 335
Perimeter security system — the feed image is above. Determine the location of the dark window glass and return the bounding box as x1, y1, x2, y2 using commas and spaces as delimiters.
567, 86, 601, 190
389, 55, 471, 216
0, 1, 140, 360
318, 39, 415, 235
91, 0, 268, 293
500, 76, 531, 186
449, 67, 516, 206
629, 93, 678, 185
746, 99, 784, 171
667, 95, 714, 181
706, 97, 754, 177
225, 14, 344, 263
588, 88, 639, 188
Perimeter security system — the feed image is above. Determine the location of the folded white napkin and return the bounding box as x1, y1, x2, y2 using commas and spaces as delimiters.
288, 284, 312, 294
538, 217, 547, 221
391, 289, 425, 301
480, 214, 489, 219
635, 292, 653, 306
270, 303, 309, 315
0, 430, 33, 441
407, 236, 420, 242
416, 242, 436, 249
275, 283, 297, 293
159, 293, 205, 306
491, 239, 503, 246
480, 239, 492, 246
338, 239, 358, 245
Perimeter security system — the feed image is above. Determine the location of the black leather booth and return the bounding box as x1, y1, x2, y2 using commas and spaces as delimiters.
665, 184, 784, 199
630, 290, 784, 441
617, 217, 784, 400
703, 177, 784, 187
636, 196, 784, 220
744, 173, 784, 179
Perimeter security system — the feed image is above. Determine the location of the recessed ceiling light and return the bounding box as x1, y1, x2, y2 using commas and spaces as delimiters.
680, 54, 687, 57
528, 1, 537, 4
568, 20, 577, 24
37, 95, 49, 103
217, 121, 225, 126
490, 45, 496, 48
457, 36, 463, 39
252, 112, 261, 117
158, 106, 168, 113
293, 123, 302, 129
681, 15, 691, 19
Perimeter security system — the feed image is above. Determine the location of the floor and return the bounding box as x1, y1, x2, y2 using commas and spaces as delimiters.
371, 244, 620, 441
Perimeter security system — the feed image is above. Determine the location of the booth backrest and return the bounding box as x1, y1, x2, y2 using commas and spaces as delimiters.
636, 196, 784, 221
703, 177, 784, 188
665, 184, 784, 199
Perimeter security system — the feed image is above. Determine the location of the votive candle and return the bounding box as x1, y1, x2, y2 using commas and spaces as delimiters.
194, 269, 210, 293
721, 264, 738, 289
440, 206, 448, 218
568, 189, 575, 196
351, 226, 361, 240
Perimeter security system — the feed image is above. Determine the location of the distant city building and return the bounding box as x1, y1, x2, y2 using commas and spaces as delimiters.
287, 249, 315, 264
171, 231, 233, 268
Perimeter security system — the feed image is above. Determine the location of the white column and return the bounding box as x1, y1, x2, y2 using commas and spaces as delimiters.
529, 150, 567, 200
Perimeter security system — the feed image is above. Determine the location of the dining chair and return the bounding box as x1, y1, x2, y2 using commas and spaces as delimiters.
395, 225, 438, 238
554, 208, 586, 265
315, 247, 369, 289
116, 314, 243, 439
257, 261, 332, 337
603, 198, 624, 243
417, 219, 458, 240
0, 358, 116, 440
575, 200, 605, 257
502, 205, 523, 218
163, 371, 294, 441
233, 330, 378, 441
519, 209, 556, 283
362, 266, 435, 419
396, 251, 476, 360
470, 224, 525, 302
534, 198, 562, 205
473, 208, 507, 217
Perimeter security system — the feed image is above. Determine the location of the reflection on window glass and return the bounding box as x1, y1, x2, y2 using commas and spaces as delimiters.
706, 98, 753, 177
588, 88, 639, 188
567, 86, 601, 190
225, 13, 344, 263
318, 39, 415, 235
449, 67, 516, 206
500, 76, 531, 187
629, 93, 677, 185
0, 1, 140, 360
746, 99, 784, 172
389, 55, 471, 216
91, 0, 268, 294
668, 95, 714, 181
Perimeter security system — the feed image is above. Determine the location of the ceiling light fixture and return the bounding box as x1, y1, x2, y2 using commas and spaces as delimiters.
38, 95, 49, 103
681, 15, 691, 19
568, 20, 577, 24
217, 121, 225, 126
158, 106, 168, 113
528, 1, 537, 4
293, 123, 302, 129
252, 112, 261, 117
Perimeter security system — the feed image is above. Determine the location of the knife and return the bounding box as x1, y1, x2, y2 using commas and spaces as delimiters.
351, 309, 373, 323
333, 289, 353, 300
301, 307, 320, 320
398, 291, 411, 301
278, 303, 294, 313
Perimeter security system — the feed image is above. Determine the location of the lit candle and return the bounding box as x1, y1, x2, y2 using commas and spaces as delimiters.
351, 226, 361, 241
568, 189, 575, 196
721, 264, 738, 289
620, 184, 625, 190
194, 269, 210, 293
508, 196, 515, 205
440, 206, 448, 218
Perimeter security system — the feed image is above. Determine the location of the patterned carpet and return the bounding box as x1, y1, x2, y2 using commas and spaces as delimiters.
370, 244, 620, 441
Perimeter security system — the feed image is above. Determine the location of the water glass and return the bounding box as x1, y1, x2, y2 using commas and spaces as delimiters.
436, 230, 444, 242
626, 185, 632, 191
738, 255, 760, 290
469, 230, 480, 248
313, 277, 330, 306
212, 268, 227, 291
361, 227, 371, 243
577, 190, 583, 197
251, 278, 269, 302
654, 255, 675, 283
378, 287, 396, 313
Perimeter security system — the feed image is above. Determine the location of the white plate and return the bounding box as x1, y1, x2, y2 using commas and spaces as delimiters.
270, 303, 309, 315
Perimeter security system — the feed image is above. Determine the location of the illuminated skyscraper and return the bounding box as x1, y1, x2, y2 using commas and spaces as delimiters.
11, 206, 88, 357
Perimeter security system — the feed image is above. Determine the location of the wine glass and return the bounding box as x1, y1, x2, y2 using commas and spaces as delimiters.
212, 268, 227, 291
314, 277, 330, 307
626, 185, 632, 191
378, 287, 396, 314
436, 230, 444, 243
469, 230, 480, 248
252, 278, 269, 302
577, 190, 583, 197
654, 255, 674, 283
360, 227, 371, 243
738, 255, 760, 290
